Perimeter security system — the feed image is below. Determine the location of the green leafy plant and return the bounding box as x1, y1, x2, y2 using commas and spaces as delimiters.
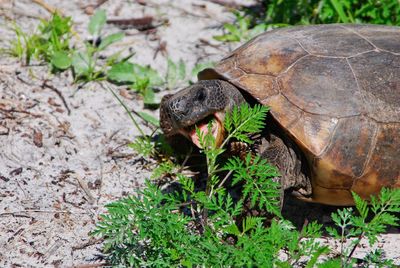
94, 105, 312, 265
93, 103, 400, 266
363, 249, 395, 267
36, 13, 73, 69
224, 154, 280, 215
107, 59, 213, 106
326, 189, 400, 267
107, 61, 163, 105
71, 10, 125, 82
214, 11, 268, 42
4, 23, 35, 64
3, 13, 73, 67
93, 104, 289, 266
215, 0, 400, 43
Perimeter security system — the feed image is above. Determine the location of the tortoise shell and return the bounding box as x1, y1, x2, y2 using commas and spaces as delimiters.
199, 24, 400, 205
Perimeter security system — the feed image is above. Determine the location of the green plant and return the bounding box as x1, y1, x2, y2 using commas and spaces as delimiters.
363, 249, 395, 267
107, 61, 163, 105
93, 103, 400, 266
93, 104, 288, 266
71, 10, 125, 82
197, 104, 278, 212
260, 0, 400, 25
36, 13, 73, 69
326, 189, 400, 267
215, 0, 400, 43
3, 13, 73, 67
5, 23, 35, 64
214, 11, 269, 42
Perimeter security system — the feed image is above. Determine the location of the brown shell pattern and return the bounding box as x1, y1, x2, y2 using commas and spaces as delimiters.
200, 24, 400, 204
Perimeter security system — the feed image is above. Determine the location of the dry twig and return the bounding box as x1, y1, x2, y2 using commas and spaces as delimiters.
32, 0, 63, 16
42, 80, 71, 115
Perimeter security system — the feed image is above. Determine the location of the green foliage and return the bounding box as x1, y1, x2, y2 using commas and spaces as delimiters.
224, 153, 280, 215
92, 182, 194, 267
4, 13, 73, 67
214, 11, 268, 42
107, 61, 163, 104
70, 10, 126, 82
128, 137, 155, 158
88, 9, 106, 37
94, 103, 399, 266
363, 249, 396, 267
94, 104, 290, 266
151, 161, 177, 179
36, 13, 73, 66
93, 180, 295, 267
215, 0, 400, 42
107, 58, 213, 105
5, 23, 35, 64
326, 188, 400, 266
263, 0, 400, 25
223, 103, 269, 145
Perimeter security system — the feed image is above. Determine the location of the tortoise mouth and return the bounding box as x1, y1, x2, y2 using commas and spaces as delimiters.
180, 113, 225, 148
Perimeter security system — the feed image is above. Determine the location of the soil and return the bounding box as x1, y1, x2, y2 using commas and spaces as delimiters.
0, 0, 399, 267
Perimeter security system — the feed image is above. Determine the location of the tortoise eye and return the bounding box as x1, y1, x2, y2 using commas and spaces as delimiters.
196, 88, 206, 102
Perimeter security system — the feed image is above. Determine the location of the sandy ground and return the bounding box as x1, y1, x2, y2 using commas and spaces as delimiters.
0, 0, 399, 267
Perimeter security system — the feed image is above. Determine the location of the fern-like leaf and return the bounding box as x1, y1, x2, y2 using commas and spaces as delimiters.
352, 191, 369, 220
223, 103, 269, 145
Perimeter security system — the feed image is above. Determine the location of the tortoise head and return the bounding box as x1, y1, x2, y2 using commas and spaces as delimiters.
160, 80, 245, 148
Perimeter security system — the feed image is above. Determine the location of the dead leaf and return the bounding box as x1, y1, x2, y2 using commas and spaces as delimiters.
33, 130, 43, 147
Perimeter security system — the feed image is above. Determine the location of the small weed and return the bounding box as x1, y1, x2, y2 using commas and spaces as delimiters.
6, 23, 34, 64
36, 13, 73, 69
151, 161, 177, 179
107, 61, 163, 105
363, 248, 395, 267
326, 189, 400, 267
128, 137, 155, 158
71, 10, 125, 82
214, 11, 268, 42
3, 13, 73, 67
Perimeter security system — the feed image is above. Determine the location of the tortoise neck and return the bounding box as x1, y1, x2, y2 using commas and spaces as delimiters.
259, 119, 312, 199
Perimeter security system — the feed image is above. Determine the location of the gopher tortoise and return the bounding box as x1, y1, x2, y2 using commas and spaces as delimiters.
160, 24, 400, 205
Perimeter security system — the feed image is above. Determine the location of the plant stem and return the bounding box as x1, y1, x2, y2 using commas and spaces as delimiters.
346, 232, 364, 263
104, 83, 146, 137
340, 224, 345, 267
217, 170, 233, 189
